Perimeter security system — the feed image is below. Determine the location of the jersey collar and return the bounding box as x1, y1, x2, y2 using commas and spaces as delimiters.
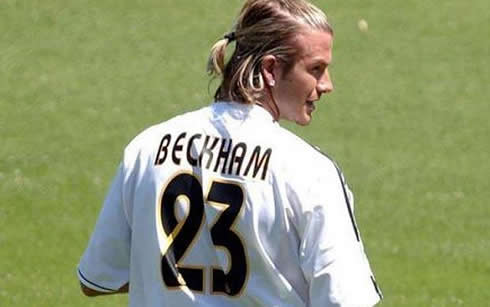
213, 101, 278, 125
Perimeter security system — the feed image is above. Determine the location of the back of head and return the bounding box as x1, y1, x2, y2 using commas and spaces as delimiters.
207, 0, 333, 104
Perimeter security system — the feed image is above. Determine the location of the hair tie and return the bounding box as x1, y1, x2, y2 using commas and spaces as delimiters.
224, 32, 236, 42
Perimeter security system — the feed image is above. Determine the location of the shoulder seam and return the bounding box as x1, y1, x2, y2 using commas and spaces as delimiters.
307, 142, 361, 242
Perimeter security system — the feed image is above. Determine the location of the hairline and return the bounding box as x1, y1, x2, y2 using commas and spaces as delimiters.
277, 25, 333, 72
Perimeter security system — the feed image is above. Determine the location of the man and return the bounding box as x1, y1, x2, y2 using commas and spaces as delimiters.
78, 1, 382, 305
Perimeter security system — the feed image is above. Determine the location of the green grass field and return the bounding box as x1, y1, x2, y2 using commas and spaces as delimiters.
1, 0, 488, 306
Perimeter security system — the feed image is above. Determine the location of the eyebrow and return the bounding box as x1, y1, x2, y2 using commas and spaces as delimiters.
308, 57, 331, 66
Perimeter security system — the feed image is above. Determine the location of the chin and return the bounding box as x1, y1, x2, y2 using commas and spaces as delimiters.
295, 117, 312, 126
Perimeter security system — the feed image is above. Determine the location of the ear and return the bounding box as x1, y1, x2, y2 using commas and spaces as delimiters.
261, 55, 278, 87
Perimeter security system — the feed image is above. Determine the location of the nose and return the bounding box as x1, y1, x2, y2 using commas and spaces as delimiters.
317, 69, 334, 95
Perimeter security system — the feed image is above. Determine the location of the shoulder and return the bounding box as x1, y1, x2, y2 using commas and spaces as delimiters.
271, 126, 340, 177
123, 106, 211, 158
270, 126, 351, 205
270, 128, 353, 228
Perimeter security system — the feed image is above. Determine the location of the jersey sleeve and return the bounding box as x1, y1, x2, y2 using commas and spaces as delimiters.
77, 163, 131, 292
299, 162, 382, 307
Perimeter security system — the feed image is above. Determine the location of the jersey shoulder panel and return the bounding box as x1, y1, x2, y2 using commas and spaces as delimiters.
122, 106, 211, 161
267, 126, 350, 222
271, 125, 339, 178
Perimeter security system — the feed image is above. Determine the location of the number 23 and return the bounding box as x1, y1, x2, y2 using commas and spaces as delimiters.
157, 173, 248, 296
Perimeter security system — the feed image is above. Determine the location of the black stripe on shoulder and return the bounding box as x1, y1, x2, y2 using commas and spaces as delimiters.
335, 167, 361, 242
307, 143, 339, 167
371, 275, 384, 300
312, 143, 380, 300
78, 269, 117, 292
308, 143, 360, 242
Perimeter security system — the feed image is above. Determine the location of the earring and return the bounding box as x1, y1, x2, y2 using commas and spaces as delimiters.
269, 80, 275, 87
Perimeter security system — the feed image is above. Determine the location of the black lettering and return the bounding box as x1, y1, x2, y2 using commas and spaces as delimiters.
187, 134, 202, 166
214, 138, 233, 173
155, 134, 172, 165
228, 143, 247, 175
172, 132, 187, 165
199, 135, 219, 169
244, 147, 272, 180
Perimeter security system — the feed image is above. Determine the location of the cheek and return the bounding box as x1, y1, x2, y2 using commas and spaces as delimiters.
275, 70, 314, 107
292, 78, 316, 103
291, 72, 315, 90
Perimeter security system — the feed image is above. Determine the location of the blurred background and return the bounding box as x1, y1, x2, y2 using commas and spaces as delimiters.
1, 0, 488, 306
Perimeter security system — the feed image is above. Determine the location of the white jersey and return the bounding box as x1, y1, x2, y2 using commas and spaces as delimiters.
78, 101, 382, 307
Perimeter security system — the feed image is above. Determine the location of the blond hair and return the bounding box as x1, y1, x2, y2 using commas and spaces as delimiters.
207, 0, 333, 104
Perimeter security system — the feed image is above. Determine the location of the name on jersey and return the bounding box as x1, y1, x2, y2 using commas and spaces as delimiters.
154, 132, 272, 180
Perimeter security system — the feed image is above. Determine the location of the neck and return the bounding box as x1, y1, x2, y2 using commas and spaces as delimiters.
257, 89, 280, 121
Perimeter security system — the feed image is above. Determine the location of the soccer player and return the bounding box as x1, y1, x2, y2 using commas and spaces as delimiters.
77, 0, 383, 306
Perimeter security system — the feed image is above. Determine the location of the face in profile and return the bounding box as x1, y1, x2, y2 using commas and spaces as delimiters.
273, 30, 334, 126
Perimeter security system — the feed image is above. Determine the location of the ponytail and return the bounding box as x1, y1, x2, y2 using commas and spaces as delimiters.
207, 37, 230, 76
